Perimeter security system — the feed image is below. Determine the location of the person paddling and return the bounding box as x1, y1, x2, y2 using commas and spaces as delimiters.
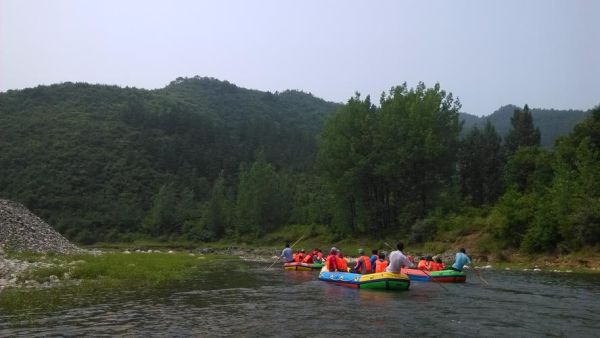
280, 242, 294, 263
386, 242, 414, 273
449, 248, 471, 272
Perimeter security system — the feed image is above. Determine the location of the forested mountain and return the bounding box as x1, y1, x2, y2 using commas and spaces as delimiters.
0, 77, 596, 252
460, 105, 590, 147
0, 77, 338, 242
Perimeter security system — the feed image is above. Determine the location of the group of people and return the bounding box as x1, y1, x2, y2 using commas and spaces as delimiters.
281, 242, 472, 274
416, 256, 446, 271
291, 248, 324, 264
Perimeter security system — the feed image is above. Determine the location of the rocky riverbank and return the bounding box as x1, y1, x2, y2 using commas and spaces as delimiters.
0, 199, 81, 254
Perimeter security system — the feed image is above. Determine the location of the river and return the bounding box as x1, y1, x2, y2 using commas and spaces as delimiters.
1, 258, 598, 337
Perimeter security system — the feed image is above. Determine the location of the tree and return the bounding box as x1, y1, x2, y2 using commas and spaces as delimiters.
505, 104, 541, 153
458, 121, 505, 205
202, 172, 231, 239
318, 83, 461, 234
234, 153, 290, 236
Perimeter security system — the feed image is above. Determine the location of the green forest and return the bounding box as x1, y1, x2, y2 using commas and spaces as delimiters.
0, 77, 597, 254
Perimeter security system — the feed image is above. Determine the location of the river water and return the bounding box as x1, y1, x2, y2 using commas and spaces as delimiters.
1, 258, 598, 337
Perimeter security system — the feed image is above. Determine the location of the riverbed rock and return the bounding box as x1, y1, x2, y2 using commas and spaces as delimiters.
0, 199, 81, 254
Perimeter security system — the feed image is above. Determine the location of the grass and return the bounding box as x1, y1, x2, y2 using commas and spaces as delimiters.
0, 252, 225, 317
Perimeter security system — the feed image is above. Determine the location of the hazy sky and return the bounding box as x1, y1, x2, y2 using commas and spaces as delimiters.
1, 0, 598, 115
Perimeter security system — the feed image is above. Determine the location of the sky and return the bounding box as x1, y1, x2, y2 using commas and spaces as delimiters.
1, 0, 598, 116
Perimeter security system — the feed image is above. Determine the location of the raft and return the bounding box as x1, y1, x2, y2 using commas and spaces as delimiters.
283, 262, 324, 271
401, 268, 466, 283
318, 267, 410, 290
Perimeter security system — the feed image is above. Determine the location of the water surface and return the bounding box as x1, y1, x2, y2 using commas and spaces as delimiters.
1, 259, 598, 337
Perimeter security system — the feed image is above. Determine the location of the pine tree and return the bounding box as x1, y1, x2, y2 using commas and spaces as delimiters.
505, 104, 541, 153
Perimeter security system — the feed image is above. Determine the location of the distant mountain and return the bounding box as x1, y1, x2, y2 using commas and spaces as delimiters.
460, 105, 590, 147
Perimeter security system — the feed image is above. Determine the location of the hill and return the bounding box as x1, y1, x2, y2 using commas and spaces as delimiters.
0, 77, 339, 242
460, 105, 590, 147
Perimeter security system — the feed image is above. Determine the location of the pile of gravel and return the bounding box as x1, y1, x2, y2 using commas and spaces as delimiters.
0, 199, 81, 254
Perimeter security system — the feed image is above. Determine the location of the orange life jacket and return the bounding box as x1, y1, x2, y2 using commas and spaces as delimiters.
336, 256, 348, 271
293, 253, 298, 262
360, 256, 372, 274
375, 259, 388, 273
417, 259, 429, 270
429, 261, 442, 271
295, 253, 305, 263
302, 253, 313, 264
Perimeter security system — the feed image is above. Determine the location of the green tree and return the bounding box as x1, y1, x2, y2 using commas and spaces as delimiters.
202, 172, 231, 239
505, 104, 541, 153
234, 154, 290, 236
458, 121, 505, 205
143, 183, 177, 236
318, 83, 461, 234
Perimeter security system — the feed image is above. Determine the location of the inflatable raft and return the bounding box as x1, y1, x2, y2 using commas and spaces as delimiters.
319, 267, 410, 290
284, 262, 324, 271
401, 268, 466, 283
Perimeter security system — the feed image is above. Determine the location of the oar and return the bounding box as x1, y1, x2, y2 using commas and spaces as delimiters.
468, 261, 490, 286
383, 242, 448, 291
265, 234, 306, 270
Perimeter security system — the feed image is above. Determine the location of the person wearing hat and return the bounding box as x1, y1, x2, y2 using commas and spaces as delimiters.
352, 248, 372, 274
326, 247, 339, 272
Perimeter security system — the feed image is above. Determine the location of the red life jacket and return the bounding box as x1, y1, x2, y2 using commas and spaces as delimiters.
295, 253, 305, 263
336, 256, 348, 271
293, 253, 298, 262
430, 262, 441, 271
375, 259, 388, 273
360, 256, 372, 274
326, 255, 338, 271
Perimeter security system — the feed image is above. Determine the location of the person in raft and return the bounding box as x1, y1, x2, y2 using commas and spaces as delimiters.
375, 252, 388, 273
370, 249, 379, 273
352, 248, 372, 274
326, 247, 339, 272
449, 248, 471, 272
417, 256, 429, 270
302, 249, 315, 264
294, 249, 306, 263
386, 242, 414, 273
315, 249, 324, 263
280, 242, 294, 263
336, 250, 349, 272
429, 256, 445, 271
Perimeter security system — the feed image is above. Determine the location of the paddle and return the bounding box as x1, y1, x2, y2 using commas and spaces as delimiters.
468, 260, 490, 286
383, 242, 449, 291
265, 234, 306, 270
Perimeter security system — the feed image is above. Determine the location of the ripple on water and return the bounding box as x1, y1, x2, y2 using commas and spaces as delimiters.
1, 262, 599, 337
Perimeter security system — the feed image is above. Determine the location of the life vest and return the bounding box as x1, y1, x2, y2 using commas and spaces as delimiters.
417, 259, 429, 270
302, 253, 313, 264
326, 255, 338, 271
296, 253, 305, 263
430, 262, 442, 271
336, 256, 348, 272
293, 253, 298, 262
375, 259, 388, 273
360, 256, 372, 274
